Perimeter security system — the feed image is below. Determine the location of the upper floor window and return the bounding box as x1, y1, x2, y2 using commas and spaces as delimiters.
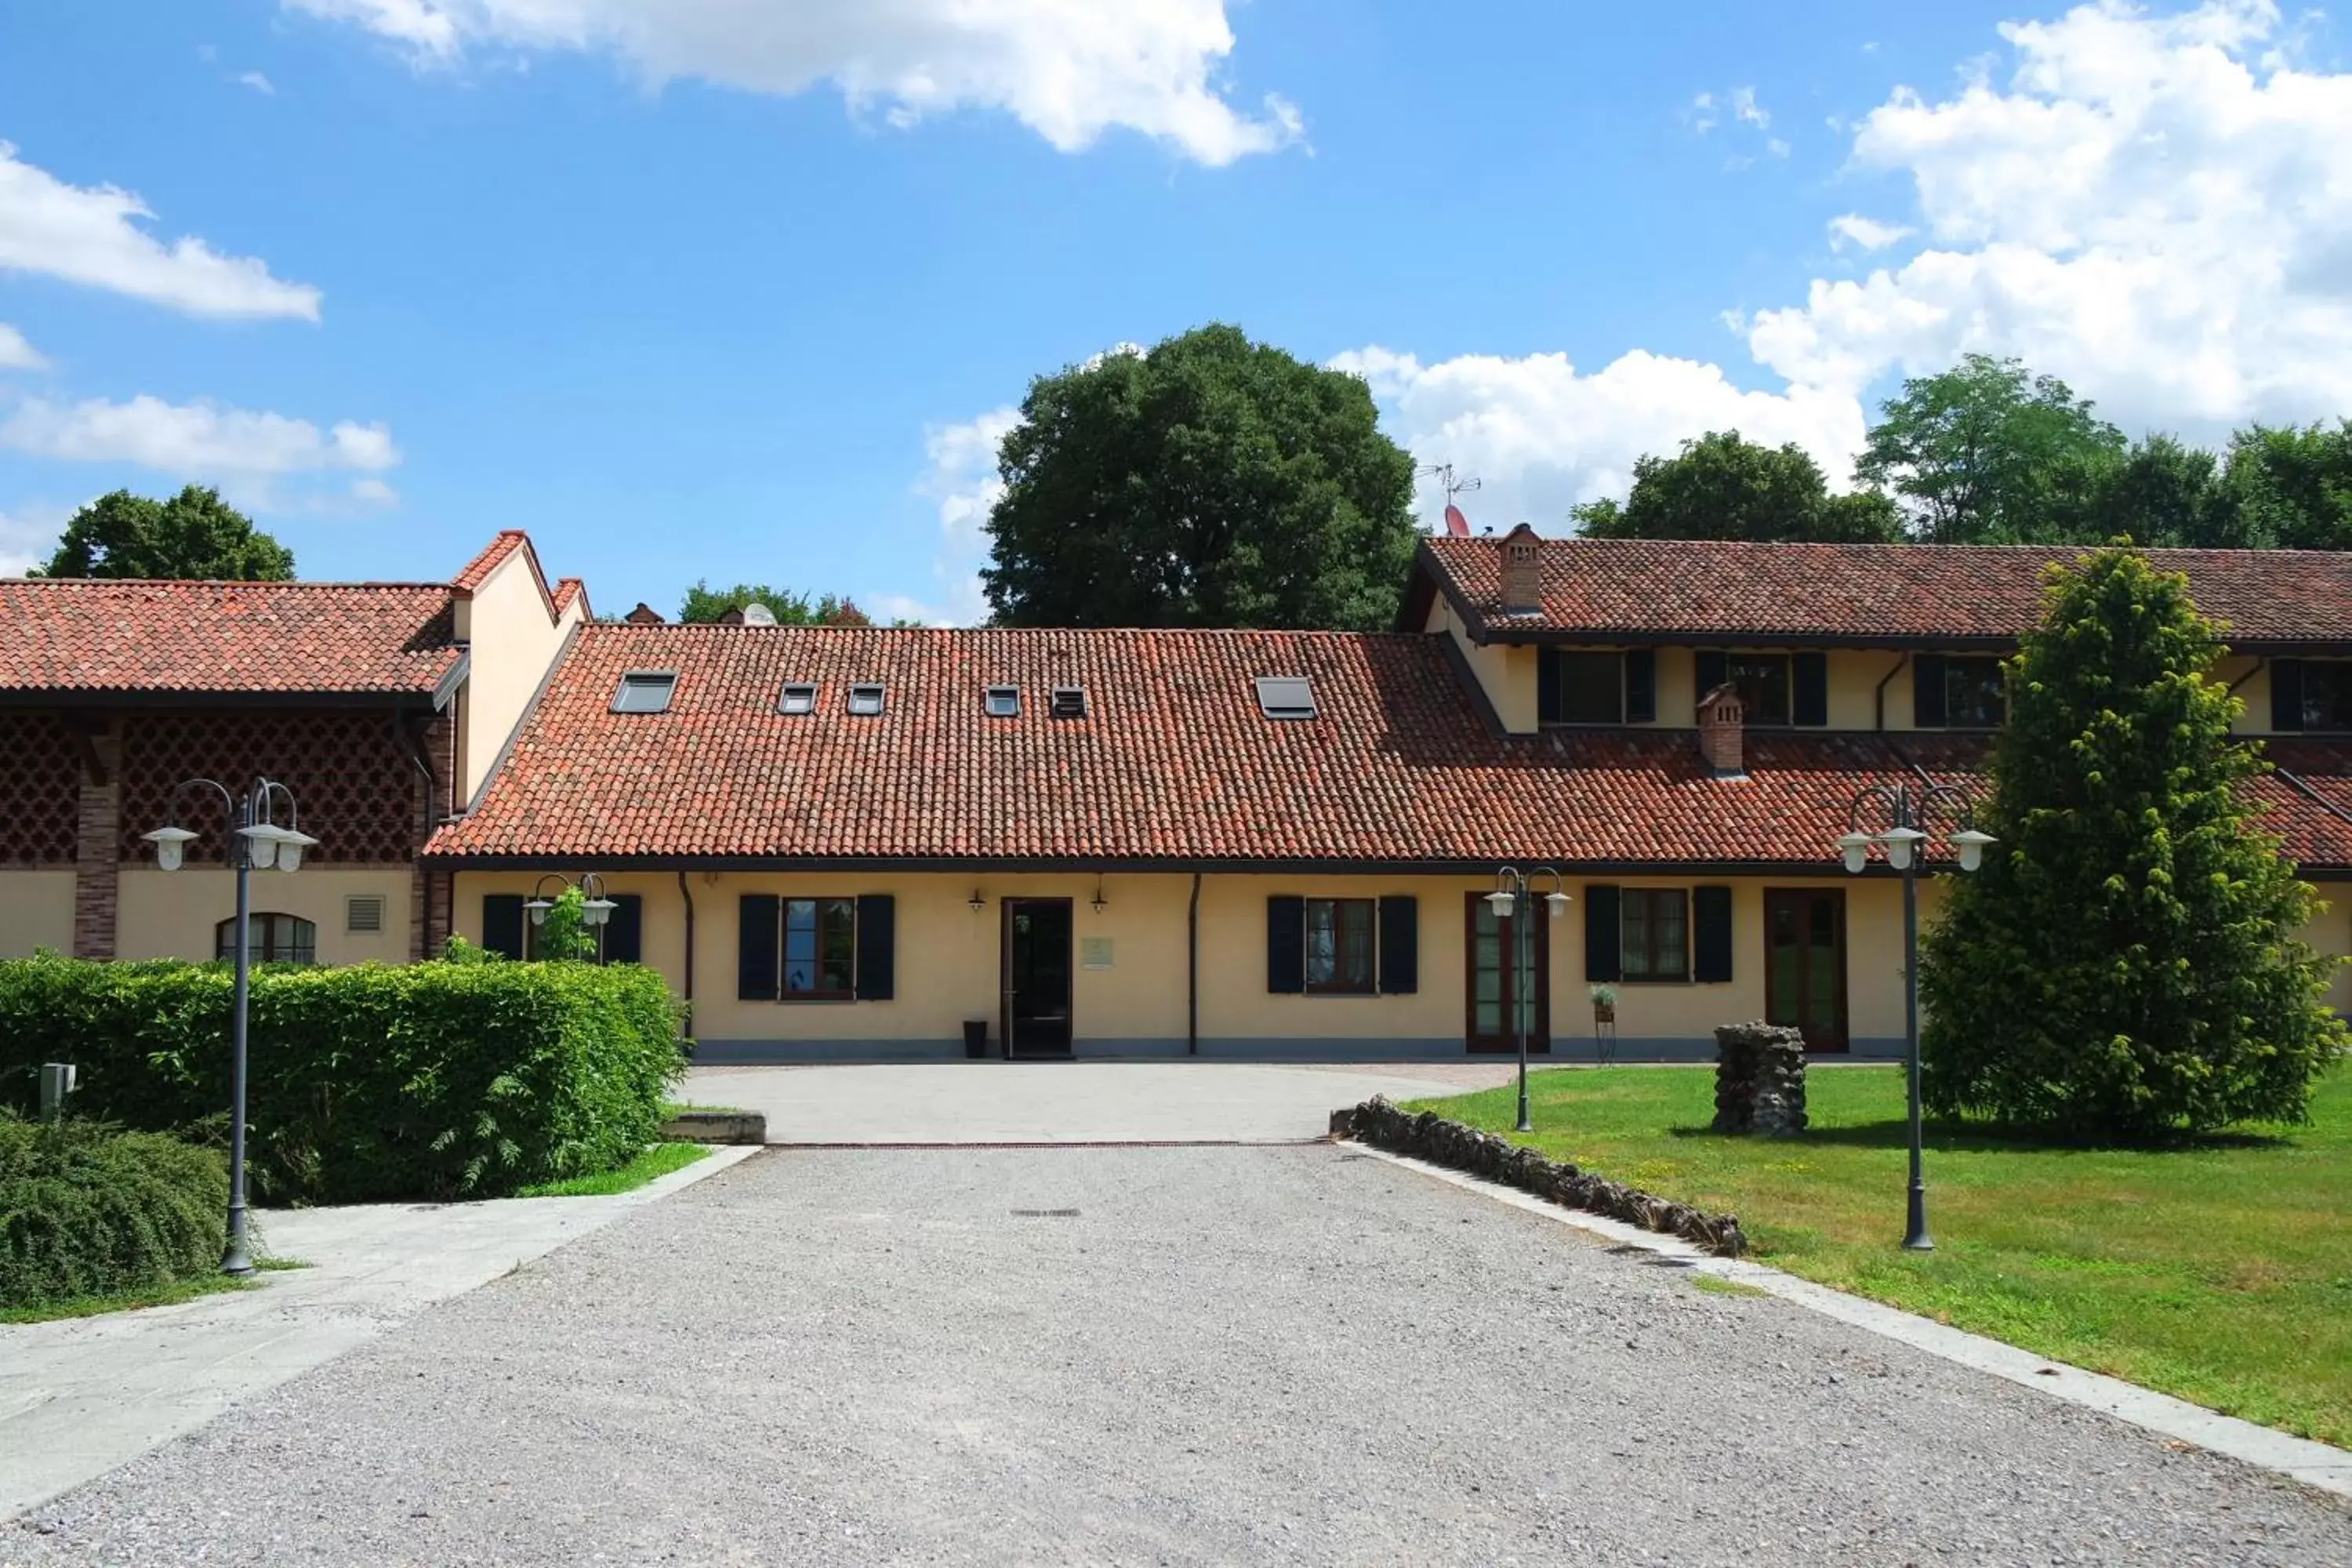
2275, 659, 2352, 733
1540, 649, 1656, 725
217, 913, 316, 965
1694, 651, 1828, 728
1913, 655, 2006, 729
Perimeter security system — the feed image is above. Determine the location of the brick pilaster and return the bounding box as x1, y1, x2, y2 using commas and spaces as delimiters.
71, 728, 122, 959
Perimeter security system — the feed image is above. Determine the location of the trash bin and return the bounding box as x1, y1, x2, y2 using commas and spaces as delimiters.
962, 1019, 989, 1059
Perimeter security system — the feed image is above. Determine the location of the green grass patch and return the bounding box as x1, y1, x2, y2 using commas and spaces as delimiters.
515, 1141, 710, 1198
0, 1270, 254, 1324
1410, 1064, 2352, 1447
1690, 1272, 1770, 1299
660, 1101, 750, 1119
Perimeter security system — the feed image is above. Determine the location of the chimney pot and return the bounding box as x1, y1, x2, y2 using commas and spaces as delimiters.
1498, 522, 1544, 616
1697, 681, 1746, 777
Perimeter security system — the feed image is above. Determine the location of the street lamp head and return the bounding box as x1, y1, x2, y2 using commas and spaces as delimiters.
142, 824, 199, 872
524, 896, 554, 926
1833, 829, 1875, 875
234, 822, 288, 871
270, 826, 319, 873
1947, 827, 1998, 873
1485, 889, 1516, 916
1877, 826, 1928, 872
582, 895, 618, 927
1543, 890, 1571, 920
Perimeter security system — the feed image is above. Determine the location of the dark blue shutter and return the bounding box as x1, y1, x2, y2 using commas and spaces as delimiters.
2272, 659, 2306, 731
1793, 652, 1829, 727
1267, 896, 1305, 994
1583, 884, 1621, 982
737, 895, 779, 1000
482, 895, 525, 960
1537, 651, 1562, 724
1625, 649, 1657, 724
1378, 895, 1418, 994
1694, 650, 1728, 702
1913, 655, 1948, 728
1693, 886, 1733, 982
855, 895, 895, 1000
600, 895, 642, 964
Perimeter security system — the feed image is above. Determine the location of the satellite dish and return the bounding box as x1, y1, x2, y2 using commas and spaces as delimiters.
740, 602, 779, 627
1443, 503, 1471, 538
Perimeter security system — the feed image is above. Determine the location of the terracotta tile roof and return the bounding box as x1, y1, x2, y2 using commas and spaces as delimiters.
0, 578, 461, 696
423, 625, 2352, 869
551, 578, 587, 615
450, 530, 530, 593
1417, 536, 2352, 647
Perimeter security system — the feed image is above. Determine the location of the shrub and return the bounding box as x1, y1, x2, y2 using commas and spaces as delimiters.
1921, 546, 2347, 1137
1, 1112, 227, 1310
0, 956, 687, 1204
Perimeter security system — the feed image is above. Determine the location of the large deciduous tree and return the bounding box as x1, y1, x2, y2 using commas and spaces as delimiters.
1854, 355, 2126, 543
1570, 430, 1902, 543
1920, 547, 2343, 1138
2217, 420, 2352, 551
39, 487, 295, 579
981, 324, 1419, 630
677, 580, 875, 626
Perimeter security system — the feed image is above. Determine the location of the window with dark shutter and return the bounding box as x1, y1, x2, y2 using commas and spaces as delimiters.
1912, 654, 1947, 728
855, 895, 895, 1000
1584, 884, 1621, 982
1537, 650, 1561, 725
600, 895, 643, 964
1625, 649, 1657, 724
1621, 889, 1690, 981
483, 895, 525, 961
1694, 651, 1728, 706
738, 895, 780, 1000
1550, 652, 1626, 724
1693, 886, 1733, 983
1792, 652, 1828, 727
2272, 659, 2305, 731
1305, 898, 1377, 993
1378, 895, 1418, 994
1266, 896, 1306, 993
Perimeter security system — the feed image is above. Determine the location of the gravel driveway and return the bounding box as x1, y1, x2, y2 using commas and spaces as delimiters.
14, 1147, 2348, 1566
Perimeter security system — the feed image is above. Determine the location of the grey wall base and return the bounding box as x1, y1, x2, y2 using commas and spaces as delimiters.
691, 1035, 1910, 1065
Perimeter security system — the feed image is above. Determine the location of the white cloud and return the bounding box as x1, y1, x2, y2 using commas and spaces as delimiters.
350, 476, 400, 506
238, 71, 277, 95
0, 500, 72, 575
1828, 213, 1914, 252
1328, 347, 1867, 535
0, 394, 398, 477
287, 0, 1301, 165
0, 143, 321, 320
869, 404, 1021, 626
1747, 0, 2352, 436
1686, 91, 1719, 132
0, 323, 45, 370
1732, 85, 1770, 128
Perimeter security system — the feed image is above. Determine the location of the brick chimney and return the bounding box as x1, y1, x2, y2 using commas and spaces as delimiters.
1697, 681, 1746, 778
623, 602, 665, 624
1498, 522, 1544, 615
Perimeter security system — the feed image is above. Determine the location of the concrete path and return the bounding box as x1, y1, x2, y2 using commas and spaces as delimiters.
0, 1146, 757, 1523
683, 1059, 1521, 1143
13, 1147, 2347, 1566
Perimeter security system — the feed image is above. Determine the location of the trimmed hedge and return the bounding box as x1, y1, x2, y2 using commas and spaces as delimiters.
0, 956, 687, 1204
2, 1112, 227, 1309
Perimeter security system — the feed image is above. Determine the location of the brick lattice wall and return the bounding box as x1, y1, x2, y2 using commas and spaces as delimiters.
0, 713, 84, 866
118, 710, 422, 866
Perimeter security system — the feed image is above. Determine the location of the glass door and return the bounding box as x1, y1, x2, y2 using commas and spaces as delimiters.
1765, 888, 1848, 1052
1465, 893, 1549, 1054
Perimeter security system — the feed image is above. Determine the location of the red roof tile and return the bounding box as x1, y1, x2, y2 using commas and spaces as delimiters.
1417, 536, 2352, 647
424, 625, 2352, 870
0, 579, 461, 696
449, 530, 530, 593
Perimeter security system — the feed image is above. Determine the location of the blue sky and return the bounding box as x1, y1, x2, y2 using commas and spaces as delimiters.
2, 2, 2347, 619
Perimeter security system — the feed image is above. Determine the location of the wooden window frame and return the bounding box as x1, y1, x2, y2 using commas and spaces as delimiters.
1939, 655, 2006, 729
216, 913, 318, 966
2302, 659, 2352, 733
1549, 650, 1625, 725
1303, 897, 1377, 995
1619, 888, 1690, 983
779, 895, 858, 1001
1724, 654, 1791, 728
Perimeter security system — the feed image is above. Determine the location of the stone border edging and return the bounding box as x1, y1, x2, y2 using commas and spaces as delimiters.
1330, 1096, 1748, 1256
660, 1110, 767, 1145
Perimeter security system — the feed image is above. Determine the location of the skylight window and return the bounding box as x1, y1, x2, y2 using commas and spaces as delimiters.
1254, 675, 1316, 720
848, 682, 886, 717
1050, 686, 1088, 720
778, 682, 817, 716
985, 685, 1021, 718
612, 671, 677, 714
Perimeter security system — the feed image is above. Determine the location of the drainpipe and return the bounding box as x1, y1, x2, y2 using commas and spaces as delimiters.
1187, 872, 1202, 1058
675, 871, 697, 1029
396, 708, 443, 953
2226, 655, 2267, 697
1874, 652, 1911, 732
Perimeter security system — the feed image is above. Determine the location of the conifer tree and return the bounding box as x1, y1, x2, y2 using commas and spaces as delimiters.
1920, 546, 2344, 1136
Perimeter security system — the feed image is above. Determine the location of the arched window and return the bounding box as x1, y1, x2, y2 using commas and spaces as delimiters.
215, 913, 318, 965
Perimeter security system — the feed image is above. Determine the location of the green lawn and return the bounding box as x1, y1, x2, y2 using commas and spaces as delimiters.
1410, 1064, 2352, 1448
516, 1140, 710, 1197
1, 1271, 255, 1324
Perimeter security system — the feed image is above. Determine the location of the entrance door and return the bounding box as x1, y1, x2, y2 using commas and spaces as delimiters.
1003, 898, 1074, 1058
1766, 888, 1848, 1052
1464, 892, 1550, 1054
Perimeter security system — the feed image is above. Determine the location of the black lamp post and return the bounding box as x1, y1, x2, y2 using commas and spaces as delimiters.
1485, 866, 1570, 1133
142, 778, 318, 1278
1834, 782, 1994, 1252
522, 872, 618, 955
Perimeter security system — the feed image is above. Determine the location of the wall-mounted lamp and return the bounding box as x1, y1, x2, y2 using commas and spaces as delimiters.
1090, 877, 1108, 915
968, 889, 986, 913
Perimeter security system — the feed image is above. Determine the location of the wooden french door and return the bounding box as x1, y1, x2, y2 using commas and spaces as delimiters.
1464, 892, 1551, 1054
1765, 888, 1848, 1053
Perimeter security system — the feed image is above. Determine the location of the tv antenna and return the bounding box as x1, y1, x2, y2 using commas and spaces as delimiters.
1419, 463, 1482, 537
